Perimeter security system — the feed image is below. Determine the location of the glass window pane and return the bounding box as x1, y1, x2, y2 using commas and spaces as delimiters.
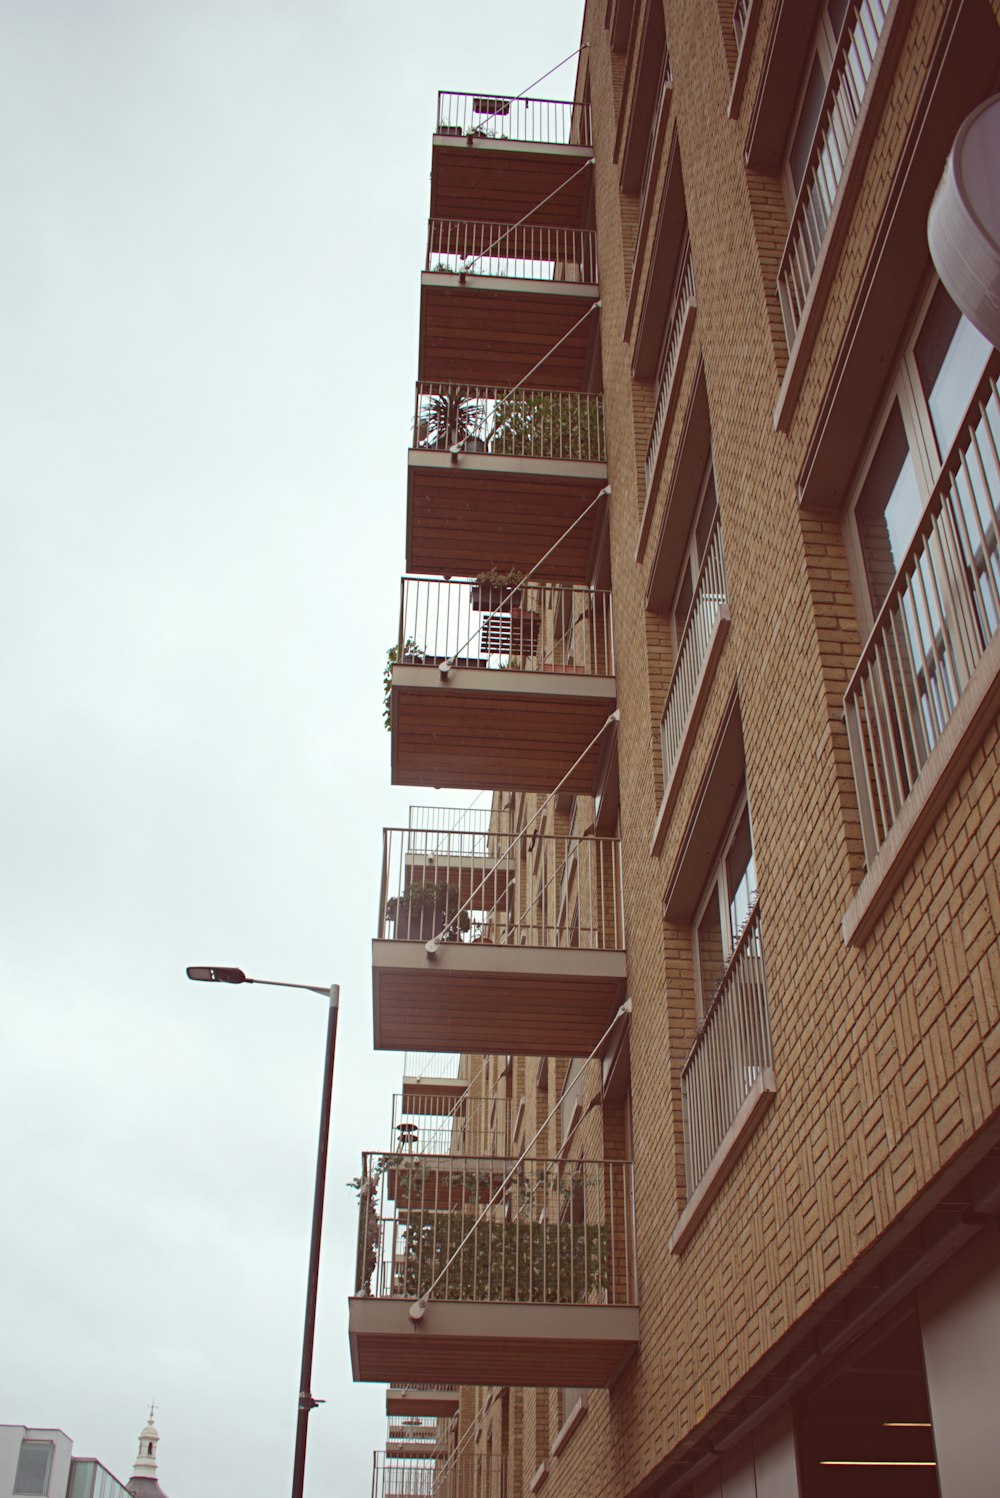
726, 807, 756, 941
855, 403, 923, 612
914, 286, 991, 461
15, 1444, 52, 1496
694, 469, 719, 563
827, 0, 851, 39
787, 54, 827, 197
696, 895, 725, 1008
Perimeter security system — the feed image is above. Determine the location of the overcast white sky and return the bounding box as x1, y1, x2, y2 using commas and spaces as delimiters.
0, 3, 583, 1494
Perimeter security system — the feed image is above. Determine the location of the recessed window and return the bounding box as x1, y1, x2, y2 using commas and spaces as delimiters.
15, 1442, 53, 1496
843, 280, 997, 868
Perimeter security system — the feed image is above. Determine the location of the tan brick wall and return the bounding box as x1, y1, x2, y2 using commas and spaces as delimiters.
511, 1, 1000, 1495
409, 3, 1000, 1496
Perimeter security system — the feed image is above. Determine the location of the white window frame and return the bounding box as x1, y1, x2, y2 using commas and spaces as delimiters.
691, 788, 757, 1019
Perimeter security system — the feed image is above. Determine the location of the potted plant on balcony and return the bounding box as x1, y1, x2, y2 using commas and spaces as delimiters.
469, 567, 525, 612
385, 880, 471, 941
416, 387, 487, 454
383, 638, 423, 731
491, 390, 604, 462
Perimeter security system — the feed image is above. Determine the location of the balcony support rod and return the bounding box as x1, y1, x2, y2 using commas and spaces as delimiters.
408, 994, 633, 1322
424, 699, 619, 953
448, 46, 589, 137
438, 481, 610, 677
457, 156, 595, 275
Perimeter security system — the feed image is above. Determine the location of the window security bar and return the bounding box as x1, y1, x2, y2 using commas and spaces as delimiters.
436, 91, 591, 146
680, 901, 772, 1190
844, 361, 1000, 863
777, 0, 889, 346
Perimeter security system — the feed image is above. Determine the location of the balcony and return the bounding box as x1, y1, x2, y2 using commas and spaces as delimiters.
644, 236, 696, 497
655, 514, 730, 837
407, 383, 607, 583
384, 1414, 452, 1461
389, 577, 616, 793
431, 92, 592, 229
372, 820, 626, 1056
385, 1387, 460, 1419
372, 1451, 504, 1498
389, 1087, 513, 1157
777, 0, 889, 346
349, 1153, 639, 1387
419, 222, 598, 391
673, 902, 774, 1251
845, 360, 1000, 866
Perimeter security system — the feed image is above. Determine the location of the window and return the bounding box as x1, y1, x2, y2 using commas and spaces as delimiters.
844, 282, 998, 867
15, 1443, 53, 1496
692, 793, 757, 1015
777, 0, 891, 345
849, 284, 992, 625
782, 0, 851, 210
657, 458, 728, 808
670, 464, 720, 652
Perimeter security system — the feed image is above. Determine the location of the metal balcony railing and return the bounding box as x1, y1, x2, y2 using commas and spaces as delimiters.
845, 363, 1000, 863
644, 238, 696, 493
403, 1052, 463, 1081
733, 0, 753, 49
396, 577, 614, 677
412, 382, 605, 463
660, 516, 727, 782
406, 804, 509, 853
390, 1090, 513, 1158
355, 1153, 636, 1307
777, 0, 889, 345
426, 220, 598, 283
681, 902, 772, 1191
436, 91, 591, 147
387, 1416, 445, 1443
380, 823, 624, 949
372, 1451, 505, 1498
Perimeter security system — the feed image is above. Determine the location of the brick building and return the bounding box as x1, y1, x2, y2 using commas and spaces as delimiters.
349, 2, 1000, 1494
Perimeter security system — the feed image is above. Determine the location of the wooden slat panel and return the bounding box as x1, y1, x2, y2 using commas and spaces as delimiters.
407, 464, 606, 582
418, 286, 597, 390
375, 967, 622, 1056
430, 142, 592, 230
392, 681, 615, 793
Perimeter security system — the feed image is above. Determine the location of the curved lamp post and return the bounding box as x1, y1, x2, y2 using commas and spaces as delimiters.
186, 965, 340, 1498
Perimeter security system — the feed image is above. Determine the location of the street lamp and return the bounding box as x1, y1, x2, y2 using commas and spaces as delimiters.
186, 965, 340, 1498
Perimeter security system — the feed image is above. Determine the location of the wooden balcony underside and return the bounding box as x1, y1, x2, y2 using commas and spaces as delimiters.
406, 453, 607, 583
385, 1389, 460, 1417
350, 1298, 639, 1387
430, 139, 593, 230
418, 283, 597, 391
419, 282, 596, 395
390, 666, 616, 793
372, 941, 627, 1056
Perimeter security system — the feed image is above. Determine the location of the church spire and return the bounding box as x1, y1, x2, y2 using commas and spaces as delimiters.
131, 1407, 159, 1479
